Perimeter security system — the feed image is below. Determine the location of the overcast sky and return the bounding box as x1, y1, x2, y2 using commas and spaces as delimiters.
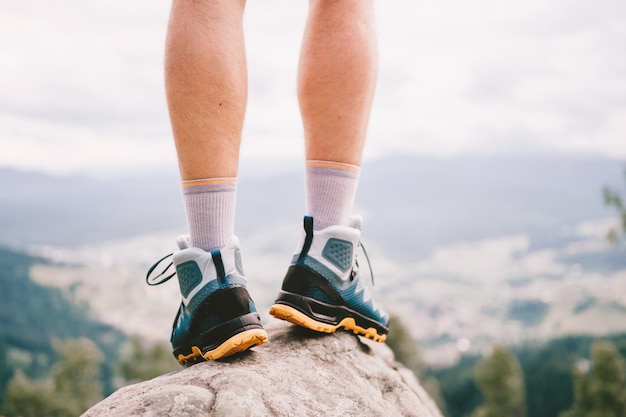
1, 0, 625, 176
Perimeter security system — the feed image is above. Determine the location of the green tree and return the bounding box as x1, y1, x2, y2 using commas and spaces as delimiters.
2, 338, 104, 417
118, 335, 178, 384
472, 345, 526, 417
51, 338, 104, 415
561, 341, 626, 417
0, 247, 126, 401
603, 170, 626, 245
385, 314, 447, 415
385, 314, 425, 377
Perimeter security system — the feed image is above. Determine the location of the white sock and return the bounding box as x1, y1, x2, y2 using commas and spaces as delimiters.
181, 178, 237, 251
305, 160, 360, 230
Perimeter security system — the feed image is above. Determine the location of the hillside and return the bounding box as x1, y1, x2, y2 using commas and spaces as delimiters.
0, 247, 126, 409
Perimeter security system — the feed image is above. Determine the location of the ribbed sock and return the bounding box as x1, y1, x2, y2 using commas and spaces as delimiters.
305, 160, 360, 230
181, 178, 237, 251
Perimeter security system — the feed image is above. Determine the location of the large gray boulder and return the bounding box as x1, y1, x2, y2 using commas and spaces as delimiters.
83, 321, 443, 417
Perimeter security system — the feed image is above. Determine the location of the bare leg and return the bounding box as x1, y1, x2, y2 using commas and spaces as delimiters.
271, 0, 389, 343
160, 0, 267, 366
164, 0, 247, 250
299, 0, 377, 229
270, 1, 388, 338
165, 0, 247, 180
299, 0, 378, 166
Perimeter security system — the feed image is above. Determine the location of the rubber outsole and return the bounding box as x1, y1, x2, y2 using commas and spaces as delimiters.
176, 328, 268, 365
269, 303, 387, 343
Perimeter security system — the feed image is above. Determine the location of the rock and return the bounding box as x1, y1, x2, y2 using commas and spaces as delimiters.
83, 321, 443, 417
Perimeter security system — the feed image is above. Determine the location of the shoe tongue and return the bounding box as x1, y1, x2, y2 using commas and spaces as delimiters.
176, 235, 190, 250
349, 215, 363, 231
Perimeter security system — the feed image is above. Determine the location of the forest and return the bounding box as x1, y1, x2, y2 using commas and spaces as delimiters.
0, 247, 143, 414
1, 246, 625, 416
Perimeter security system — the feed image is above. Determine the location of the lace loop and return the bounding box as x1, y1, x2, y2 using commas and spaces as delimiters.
356, 241, 375, 286
146, 253, 176, 286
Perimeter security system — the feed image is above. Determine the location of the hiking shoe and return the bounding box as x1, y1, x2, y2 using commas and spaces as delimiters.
269, 216, 389, 342
147, 235, 268, 365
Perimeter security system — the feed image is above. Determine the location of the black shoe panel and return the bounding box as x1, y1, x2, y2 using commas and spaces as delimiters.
172, 285, 263, 358
172, 312, 264, 359
276, 263, 389, 335
280, 264, 343, 304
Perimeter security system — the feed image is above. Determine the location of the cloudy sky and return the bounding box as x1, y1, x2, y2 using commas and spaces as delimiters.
1, 0, 625, 176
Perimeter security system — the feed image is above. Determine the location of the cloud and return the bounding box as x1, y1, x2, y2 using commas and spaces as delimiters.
0, 112, 176, 174
369, 0, 626, 157
0, 0, 625, 175
0, 0, 172, 173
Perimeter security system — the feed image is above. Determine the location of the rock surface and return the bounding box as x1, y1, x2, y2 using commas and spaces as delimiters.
83, 321, 443, 417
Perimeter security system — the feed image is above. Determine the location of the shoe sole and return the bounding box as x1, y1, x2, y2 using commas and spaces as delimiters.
269, 303, 387, 343
176, 328, 268, 365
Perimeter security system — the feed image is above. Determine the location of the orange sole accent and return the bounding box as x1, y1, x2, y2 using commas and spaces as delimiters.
177, 346, 204, 366
176, 328, 269, 365
269, 304, 387, 343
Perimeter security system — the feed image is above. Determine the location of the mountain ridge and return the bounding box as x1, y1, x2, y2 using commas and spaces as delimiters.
1, 154, 622, 257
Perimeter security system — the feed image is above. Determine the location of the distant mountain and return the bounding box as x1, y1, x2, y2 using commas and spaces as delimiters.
1, 155, 622, 259
357, 155, 624, 259
4, 155, 624, 371
0, 168, 186, 246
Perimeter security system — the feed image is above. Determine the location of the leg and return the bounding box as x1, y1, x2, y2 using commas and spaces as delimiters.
298, 0, 378, 230
165, 0, 247, 180
299, 0, 378, 166
156, 0, 267, 363
165, 0, 247, 251
270, 0, 389, 342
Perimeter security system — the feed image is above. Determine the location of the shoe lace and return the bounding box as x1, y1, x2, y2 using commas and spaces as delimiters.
145, 240, 376, 287
351, 241, 375, 286
146, 253, 176, 286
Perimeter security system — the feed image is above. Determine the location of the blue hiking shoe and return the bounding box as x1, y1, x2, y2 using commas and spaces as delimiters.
147, 235, 268, 365
269, 216, 389, 342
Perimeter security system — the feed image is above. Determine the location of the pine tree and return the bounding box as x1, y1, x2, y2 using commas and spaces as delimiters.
2, 371, 56, 417
385, 314, 447, 414
472, 345, 526, 417
561, 340, 626, 417
118, 335, 178, 384
51, 338, 104, 416
2, 338, 104, 417
603, 169, 626, 245
385, 314, 425, 378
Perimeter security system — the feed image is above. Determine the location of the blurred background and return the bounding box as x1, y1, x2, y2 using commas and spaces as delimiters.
1, 0, 625, 416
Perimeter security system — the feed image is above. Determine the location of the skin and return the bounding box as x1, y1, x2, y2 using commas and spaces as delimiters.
299, 0, 378, 166
164, 0, 378, 180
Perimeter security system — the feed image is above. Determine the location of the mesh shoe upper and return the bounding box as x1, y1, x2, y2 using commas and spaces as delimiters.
148, 235, 266, 363
297, 217, 388, 327
172, 236, 248, 315
278, 216, 389, 331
